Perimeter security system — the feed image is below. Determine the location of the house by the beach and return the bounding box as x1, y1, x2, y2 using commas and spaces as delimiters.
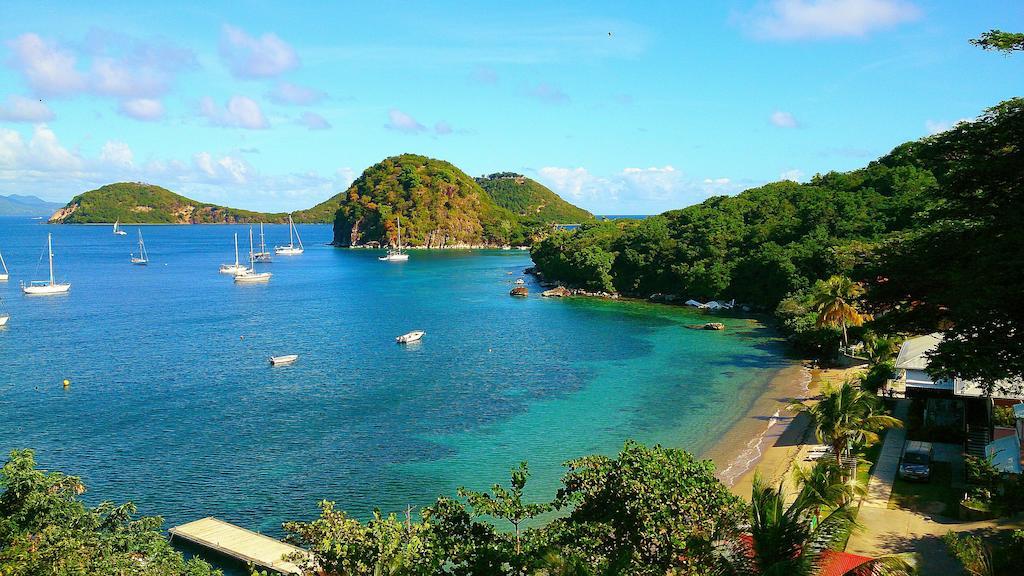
887, 333, 1024, 456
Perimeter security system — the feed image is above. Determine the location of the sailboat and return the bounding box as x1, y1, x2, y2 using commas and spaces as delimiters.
0, 248, 8, 281
274, 215, 304, 256
0, 297, 8, 327
113, 220, 127, 236
235, 228, 272, 283
253, 222, 272, 262
220, 233, 248, 274
21, 234, 71, 295
130, 229, 149, 265
379, 215, 410, 262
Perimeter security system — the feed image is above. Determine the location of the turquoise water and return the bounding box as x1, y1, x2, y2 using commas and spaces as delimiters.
0, 217, 787, 539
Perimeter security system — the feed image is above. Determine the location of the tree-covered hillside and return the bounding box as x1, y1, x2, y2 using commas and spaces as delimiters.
531, 98, 1024, 379
475, 173, 594, 226
48, 182, 291, 224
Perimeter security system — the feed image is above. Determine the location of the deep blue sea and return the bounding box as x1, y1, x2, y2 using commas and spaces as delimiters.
0, 216, 787, 551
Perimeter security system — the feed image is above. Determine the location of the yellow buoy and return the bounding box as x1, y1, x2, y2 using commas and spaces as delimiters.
62, 379, 70, 388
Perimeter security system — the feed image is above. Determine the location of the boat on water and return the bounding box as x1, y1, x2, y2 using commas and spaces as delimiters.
274, 215, 304, 256
515, 278, 525, 285
0, 248, 8, 281
379, 215, 410, 262
21, 234, 70, 295
253, 223, 272, 262
0, 297, 9, 327
220, 233, 249, 275
130, 229, 149, 265
269, 354, 298, 366
396, 330, 425, 344
113, 220, 127, 236
235, 228, 272, 284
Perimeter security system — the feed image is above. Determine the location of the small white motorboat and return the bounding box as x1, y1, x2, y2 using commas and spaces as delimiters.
514, 278, 525, 285
396, 330, 425, 344
270, 354, 298, 366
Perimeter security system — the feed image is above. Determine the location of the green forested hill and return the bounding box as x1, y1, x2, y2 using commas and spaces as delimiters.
48, 182, 290, 224
475, 173, 594, 225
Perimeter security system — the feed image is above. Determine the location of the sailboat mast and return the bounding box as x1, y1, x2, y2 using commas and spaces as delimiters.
398, 215, 402, 252
0, 249, 7, 275
249, 228, 256, 269
234, 233, 240, 266
260, 223, 266, 252
47, 233, 54, 285
288, 215, 294, 247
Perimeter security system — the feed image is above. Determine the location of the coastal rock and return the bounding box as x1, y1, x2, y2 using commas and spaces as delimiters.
542, 286, 571, 298
510, 286, 529, 297
702, 322, 726, 330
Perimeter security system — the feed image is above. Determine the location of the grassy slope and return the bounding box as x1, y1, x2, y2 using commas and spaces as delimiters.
475, 173, 594, 225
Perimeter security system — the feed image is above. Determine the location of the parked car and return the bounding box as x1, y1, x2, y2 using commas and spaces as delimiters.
899, 440, 934, 481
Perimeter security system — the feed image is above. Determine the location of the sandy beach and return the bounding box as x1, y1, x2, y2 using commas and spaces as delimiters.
703, 363, 864, 498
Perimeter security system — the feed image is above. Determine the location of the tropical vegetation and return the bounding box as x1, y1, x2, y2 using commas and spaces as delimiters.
0, 449, 218, 575
475, 173, 594, 227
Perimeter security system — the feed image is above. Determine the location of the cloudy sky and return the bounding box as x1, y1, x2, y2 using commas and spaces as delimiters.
0, 1, 1021, 214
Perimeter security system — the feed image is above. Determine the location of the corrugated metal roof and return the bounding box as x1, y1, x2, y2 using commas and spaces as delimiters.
986, 433, 1022, 474
893, 333, 943, 370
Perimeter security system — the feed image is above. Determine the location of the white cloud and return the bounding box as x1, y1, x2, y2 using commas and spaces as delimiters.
742, 0, 921, 40
199, 96, 269, 129
5, 34, 86, 96
99, 141, 134, 169
924, 118, 970, 135
529, 83, 569, 104
434, 121, 453, 135
298, 111, 331, 130
0, 124, 82, 172
770, 110, 799, 128
220, 25, 299, 78
0, 95, 54, 122
780, 169, 805, 181
385, 108, 426, 133
268, 81, 325, 105
118, 98, 164, 121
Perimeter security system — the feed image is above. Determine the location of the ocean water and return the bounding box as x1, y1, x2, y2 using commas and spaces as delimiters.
0, 217, 787, 541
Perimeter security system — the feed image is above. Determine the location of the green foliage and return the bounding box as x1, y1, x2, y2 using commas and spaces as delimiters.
970, 29, 1024, 53
475, 173, 594, 227
993, 405, 1016, 427
861, 361, 895, 394
0, 449, 218, 576
553, 440, 746, 574
51, 182, 291, 224
458, 462, 552, 557
331, 155, 588, 248
789, 382, 902, 469
943, 532, 994, 576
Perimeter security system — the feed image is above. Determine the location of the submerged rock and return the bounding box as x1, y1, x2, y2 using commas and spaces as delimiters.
702, 322, 726, 330
510, 286, 529, 297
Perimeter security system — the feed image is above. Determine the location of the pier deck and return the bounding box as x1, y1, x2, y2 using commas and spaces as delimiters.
169, 517, 308, 575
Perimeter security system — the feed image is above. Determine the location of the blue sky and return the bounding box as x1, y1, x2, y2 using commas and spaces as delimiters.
0, 1, 1021, 214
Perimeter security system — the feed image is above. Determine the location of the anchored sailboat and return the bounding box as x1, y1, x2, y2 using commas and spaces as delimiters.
235, 228, 272, 283
22, 234, 71, 295
379, 215, 410, 262
130, 229, 149, 265
220, 233, 248, 274
113, 220, 127, 235
0, 297, 8, 327
274, 215, 303, 256
253, 222, 272, 262
0, 248, 8, 281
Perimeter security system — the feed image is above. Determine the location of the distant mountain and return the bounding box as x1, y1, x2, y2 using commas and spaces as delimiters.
48, 182, 296, 224
0, 194, 64, 217
475, 172, 594, 225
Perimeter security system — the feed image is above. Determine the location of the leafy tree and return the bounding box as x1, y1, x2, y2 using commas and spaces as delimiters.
0, 449, 218, 576
970, 29, 1024, 53
788, 382, 901, 468
810, 275, 869, 350
458, 462, 552, 558
554, 441, 745, 574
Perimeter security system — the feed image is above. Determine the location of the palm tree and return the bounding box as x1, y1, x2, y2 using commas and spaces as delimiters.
810, 275, 870, 350
789, 381, 902, 469
862, 331, 901, 366
791, 459, 865, 510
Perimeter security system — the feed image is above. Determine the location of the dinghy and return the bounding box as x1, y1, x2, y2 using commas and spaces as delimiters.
270, 354, 298, 366
396, 330, 425, 344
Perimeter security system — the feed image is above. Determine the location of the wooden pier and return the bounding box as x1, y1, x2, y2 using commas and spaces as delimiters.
169, 517, 308, 575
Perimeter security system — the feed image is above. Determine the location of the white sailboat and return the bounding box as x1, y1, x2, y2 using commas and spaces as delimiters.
113, 220, 127, 236
0, 297, 9, 326
0, 248, 8, 281
21, 234, 71, 295
253, 222, 272, 262
235, 228, 272, 283
274, 215, 304, 256
130, 229, 149, 265
220, 233, 249, 274
379, 215, 410, 262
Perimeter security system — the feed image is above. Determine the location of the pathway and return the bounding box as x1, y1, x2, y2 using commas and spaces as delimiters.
863, 399, 910, 508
